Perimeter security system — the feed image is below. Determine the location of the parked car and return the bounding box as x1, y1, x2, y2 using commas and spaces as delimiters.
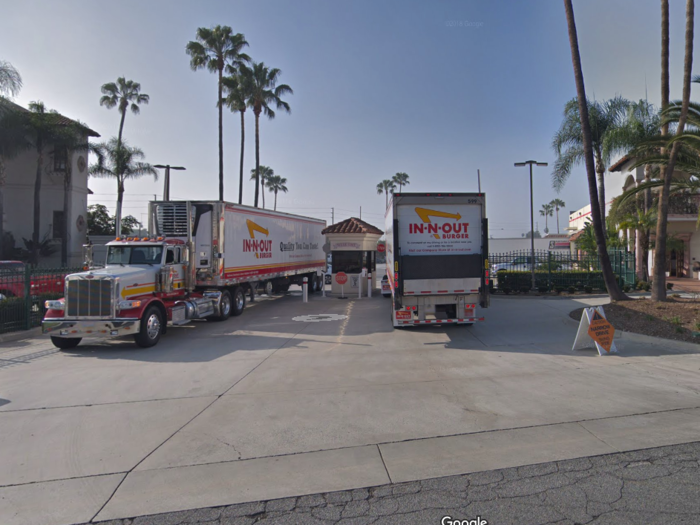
491, 256, 538, 273
325, 264, 332, 285
381, 275, 391, 297
0, 261, 65, 300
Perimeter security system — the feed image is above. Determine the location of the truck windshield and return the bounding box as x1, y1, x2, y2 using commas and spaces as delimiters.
107, 246, 164, 265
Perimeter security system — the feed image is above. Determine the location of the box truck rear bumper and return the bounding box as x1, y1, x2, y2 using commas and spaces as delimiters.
43, 319, 140, 338
395, 317, 484, 326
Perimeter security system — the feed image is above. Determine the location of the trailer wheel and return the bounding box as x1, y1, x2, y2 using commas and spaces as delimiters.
232, 286, 246, 316
210, 290, 232, 321
264, 281, 274, 296
51, 336, 81, 350
134, 306, 163, 348
308, 274, 319, 293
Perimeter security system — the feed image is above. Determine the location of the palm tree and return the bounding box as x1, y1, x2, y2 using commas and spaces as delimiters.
393, 172, 410, 192
552, 96, 630, 228
222, 70, 253, 205
89, 138, 157, 235
250, 165, 273, 208
376, 179, 395, 208
186, 26, 249, 202
0, 60, 22, 98
662, 0, 670, 139
613, 206, 656, 280
266, 174, 288, 211
549, 198, 566, 234
99, 77, 149, 147
539, 203, 553, 233
563, 0, 627, 301
244, 62, 292, 208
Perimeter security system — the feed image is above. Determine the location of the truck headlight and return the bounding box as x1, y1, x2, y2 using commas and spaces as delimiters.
45, 299, 65, 310
117, 300, 142, 310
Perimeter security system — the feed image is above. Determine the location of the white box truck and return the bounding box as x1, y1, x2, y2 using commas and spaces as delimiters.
385, 192, 489, 327
43, 201, 326, 349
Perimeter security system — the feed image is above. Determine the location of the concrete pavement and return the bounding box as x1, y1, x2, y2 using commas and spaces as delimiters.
2, 291, 700, 524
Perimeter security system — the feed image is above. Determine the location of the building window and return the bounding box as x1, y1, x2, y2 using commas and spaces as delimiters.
53, 147, 67, 172
53, 211, 65, 239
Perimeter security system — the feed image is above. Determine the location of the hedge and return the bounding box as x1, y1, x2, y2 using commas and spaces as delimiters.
496, 270, 607, 292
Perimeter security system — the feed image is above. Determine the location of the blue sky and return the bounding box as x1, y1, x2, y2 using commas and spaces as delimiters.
2, 0, 695, 236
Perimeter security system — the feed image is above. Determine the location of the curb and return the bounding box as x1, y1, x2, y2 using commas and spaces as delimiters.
616, 329, 700, 352
0, 327, 43, 344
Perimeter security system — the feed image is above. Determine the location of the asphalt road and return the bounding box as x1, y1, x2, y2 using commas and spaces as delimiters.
2, 288, 700, 525
88, 440, 700, 525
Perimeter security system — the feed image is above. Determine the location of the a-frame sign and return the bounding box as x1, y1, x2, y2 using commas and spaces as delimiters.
572, 306, 618, 355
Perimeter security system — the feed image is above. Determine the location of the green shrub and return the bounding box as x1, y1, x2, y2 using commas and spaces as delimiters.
520, 286, 530, 294
555, 286, 564, 294
567, 286, 576, 294
623, 284, 631, 293
502, 286, 511, 295
670, 315, 683, 326
584, 285, 593, 294
537, 285, 548, 293
496, 270, 605, 292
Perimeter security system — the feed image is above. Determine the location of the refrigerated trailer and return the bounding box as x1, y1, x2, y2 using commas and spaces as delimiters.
43, 201, 326, 349
385, 193, 489, 327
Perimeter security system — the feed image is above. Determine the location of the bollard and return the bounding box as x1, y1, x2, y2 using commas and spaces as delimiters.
303, 277, 308, 303
358, 275, 362, 299
368, 273, 372, 298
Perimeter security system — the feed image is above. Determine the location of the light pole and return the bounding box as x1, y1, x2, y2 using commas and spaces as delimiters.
514, 160, 548, 291
153, 165, 186, 201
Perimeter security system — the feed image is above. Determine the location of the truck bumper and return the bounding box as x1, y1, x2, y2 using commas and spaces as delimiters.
42, 319, 140, 338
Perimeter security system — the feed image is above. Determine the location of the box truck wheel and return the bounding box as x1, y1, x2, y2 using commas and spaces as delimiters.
232, 286, 246, 316
308, 274, 319, 293
51, 336, 81, 350
264, 281, 274, 296
134, 306, 163, 348
210, 290, 232, 321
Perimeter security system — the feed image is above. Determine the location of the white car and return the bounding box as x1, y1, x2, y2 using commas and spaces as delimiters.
491, 256, 536, 273
381, 275, 392, 297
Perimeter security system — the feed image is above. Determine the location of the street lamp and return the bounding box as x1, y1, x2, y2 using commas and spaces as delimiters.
153, 165, 186, 201
514, 160, 548, 291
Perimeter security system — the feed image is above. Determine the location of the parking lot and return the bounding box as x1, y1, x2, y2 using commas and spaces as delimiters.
2, 290, 700, 525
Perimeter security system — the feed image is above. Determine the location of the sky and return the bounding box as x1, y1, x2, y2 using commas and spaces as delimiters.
1, 0, 696, 237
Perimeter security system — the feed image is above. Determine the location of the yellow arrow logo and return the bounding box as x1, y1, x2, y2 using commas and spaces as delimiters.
415, 207, 462, 239
246, 219, 269, 239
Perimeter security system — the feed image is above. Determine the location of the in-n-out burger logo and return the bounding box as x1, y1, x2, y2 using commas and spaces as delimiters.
244, 219, 273, 259
409, 207, 469, 239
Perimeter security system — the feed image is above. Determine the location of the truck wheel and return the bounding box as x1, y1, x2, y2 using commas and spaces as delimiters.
264, 281, 274, 296
232, 286, 246, 316
307, 274, 318, 294
51, 336, 81, 350
210, 290, 232, 321
134, 306, 163, 348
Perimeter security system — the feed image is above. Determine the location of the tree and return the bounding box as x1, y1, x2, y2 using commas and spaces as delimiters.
186, 26, 249, 202
243, 62, 292, 208
89, 138, 157, 234
87, 204, 141, 235
552, 96, 630, 228
0, 60, 22, 98
222, 70, 253, 205
392, 172, 410, 192
563, 0, 627, 300
376, 179, 395, 208
549, 198, 566, 234
250, 165, 273, 208
266, 174, 288, 211
522, 230, 542, 239
99, 77, 149, 147
614, 206, 656, 279
539, 203, 553, 233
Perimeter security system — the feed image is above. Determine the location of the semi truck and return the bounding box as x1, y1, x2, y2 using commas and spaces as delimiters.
385, 192, 489, 327
43, 201, 326, 349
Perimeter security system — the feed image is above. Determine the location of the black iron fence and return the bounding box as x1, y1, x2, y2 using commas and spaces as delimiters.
489, 249, 635, 293
0, 266, 80, 334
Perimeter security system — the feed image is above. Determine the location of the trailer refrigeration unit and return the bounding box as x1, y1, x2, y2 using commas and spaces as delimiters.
385, 193, 489, 327
43, 201, 326, 349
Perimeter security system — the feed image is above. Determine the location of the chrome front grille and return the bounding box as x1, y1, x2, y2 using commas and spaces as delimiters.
65, 278, 114, 318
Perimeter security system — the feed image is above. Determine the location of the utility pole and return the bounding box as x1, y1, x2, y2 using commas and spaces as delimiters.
514, 160, 548, 291
332, 207, 334, 224
360, 206, 362, 220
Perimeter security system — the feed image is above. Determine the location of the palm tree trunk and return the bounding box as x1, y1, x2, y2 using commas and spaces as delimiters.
385, 189, 388, 209
33, 140, 43, 266
116, 181, 124, 235
555, 206, 560, 234
117, 108, 126, 145
0, 157, 5, 260
274, 190, 278, 211
239, 111, 245, 205
595, 150, 606, 229
261, 175, 265, 209
653, 0, 694, 301
61, 153, 72, 267
254, 111, 260, 208
661, 0, 670, 137
563, 0, 627, 301
218, 66, 224, 202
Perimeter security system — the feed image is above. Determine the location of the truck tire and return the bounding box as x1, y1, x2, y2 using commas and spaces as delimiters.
210, 290, 232, 321
264, 281, 274, 296
51, 336, 81, 350
308, 274, 319, 293
134, 306, 163, 348
232, 286, 246, 316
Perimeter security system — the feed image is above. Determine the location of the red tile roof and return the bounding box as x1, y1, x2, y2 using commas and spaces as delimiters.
322, 217, 384, 235
609, 155, 631, 172
1, 100, 100, 137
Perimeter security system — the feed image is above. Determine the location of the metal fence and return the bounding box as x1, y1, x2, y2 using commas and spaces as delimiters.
0, 266, 80, 334
489, 249, 636, 292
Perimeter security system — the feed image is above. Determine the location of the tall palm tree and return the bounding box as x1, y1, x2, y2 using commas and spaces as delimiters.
662, 0, 670, 139
552, 95, 630, 228
250, 166, 273, 208
0, 60, 22, 98
539, 203, 553, 233
393, 172, 410, 192
549, 198, 566, 234
89, 138, 157, 235
266, 174, 288, 211
222, 70, 253, 205
563, 0, 627, 301
244, 62, 292, 208
376, 179, 395, 208
99, 77, 149, 146
186, 26, 249, 202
